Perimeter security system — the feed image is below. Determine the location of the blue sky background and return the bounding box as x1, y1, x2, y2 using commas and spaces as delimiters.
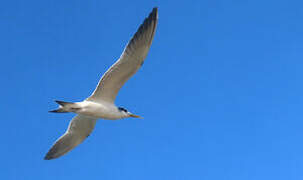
1, 0, 303, 179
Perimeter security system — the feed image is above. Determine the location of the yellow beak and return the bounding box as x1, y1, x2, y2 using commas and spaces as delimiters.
129, 114, 143, 119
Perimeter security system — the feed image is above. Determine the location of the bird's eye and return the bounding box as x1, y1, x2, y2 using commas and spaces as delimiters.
118, 107, 128, 112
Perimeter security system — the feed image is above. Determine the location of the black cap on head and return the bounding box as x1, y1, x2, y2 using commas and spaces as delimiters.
118, 107, 128, 113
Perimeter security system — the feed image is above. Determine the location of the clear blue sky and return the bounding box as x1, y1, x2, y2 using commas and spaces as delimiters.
1, 0, 303, 179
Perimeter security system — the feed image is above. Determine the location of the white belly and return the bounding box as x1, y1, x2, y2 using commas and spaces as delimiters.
76, 101, 122, 120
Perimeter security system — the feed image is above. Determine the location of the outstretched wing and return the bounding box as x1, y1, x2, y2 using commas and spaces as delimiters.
44, 115, 97, 160
87, 7, 158, 104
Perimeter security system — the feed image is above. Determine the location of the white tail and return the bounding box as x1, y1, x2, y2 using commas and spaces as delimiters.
49, 100, 80, 113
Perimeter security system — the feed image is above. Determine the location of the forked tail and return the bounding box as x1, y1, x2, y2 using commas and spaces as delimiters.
49, 100, 80, 113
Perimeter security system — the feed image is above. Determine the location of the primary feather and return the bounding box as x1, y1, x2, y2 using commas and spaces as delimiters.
87, 7, 158, 103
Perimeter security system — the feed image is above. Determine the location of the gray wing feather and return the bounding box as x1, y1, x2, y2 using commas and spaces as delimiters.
87, 7, 158, 103
44, 115, 97, 160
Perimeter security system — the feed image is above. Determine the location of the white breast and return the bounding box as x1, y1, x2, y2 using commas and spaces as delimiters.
76, 101, 123, 120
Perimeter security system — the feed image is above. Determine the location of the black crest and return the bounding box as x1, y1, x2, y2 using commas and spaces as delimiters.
118, 107, 128, 113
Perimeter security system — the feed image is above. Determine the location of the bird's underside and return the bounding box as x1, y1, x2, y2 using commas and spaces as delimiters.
49, 100, 133, 120
44, 7, 158, 160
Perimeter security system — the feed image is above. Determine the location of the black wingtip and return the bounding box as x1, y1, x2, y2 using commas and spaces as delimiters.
44, 155, 55, 160
44, 151, 53, 160
151, 7, 158, 18
145, 7, 157, 21
44, 156, 51, 160
129, 7, 158, 44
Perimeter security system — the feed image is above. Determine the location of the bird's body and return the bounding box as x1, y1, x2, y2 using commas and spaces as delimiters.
77, 101, 124, 119
45, 7, 158, 160
56, 100, 128, 120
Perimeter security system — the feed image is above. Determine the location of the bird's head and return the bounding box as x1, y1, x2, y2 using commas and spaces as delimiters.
118, 107, 143, 119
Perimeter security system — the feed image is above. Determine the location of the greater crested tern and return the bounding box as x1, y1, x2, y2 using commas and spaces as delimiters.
45, 7, 158, 160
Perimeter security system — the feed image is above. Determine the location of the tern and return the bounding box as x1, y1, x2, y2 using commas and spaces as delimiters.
44, 7, 158, 160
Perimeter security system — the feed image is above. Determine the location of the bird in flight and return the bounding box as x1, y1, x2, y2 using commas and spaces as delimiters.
44, 7, 158, 160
